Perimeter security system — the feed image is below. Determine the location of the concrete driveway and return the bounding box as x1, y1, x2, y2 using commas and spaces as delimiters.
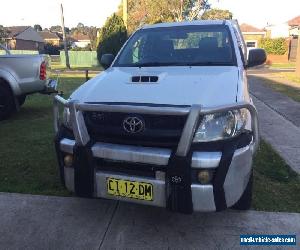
0, 193, 299, 250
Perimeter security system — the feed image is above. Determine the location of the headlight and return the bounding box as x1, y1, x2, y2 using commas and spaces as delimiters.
193, 109, 248, 143
62, 107, 72, 129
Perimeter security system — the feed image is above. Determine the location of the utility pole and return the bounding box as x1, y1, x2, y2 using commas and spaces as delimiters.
60, 3, 70, 69
296, 28, 300, 76
123, 0, 128, 29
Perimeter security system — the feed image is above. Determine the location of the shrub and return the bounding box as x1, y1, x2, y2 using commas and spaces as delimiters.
43, 44, 63, 55
96, 14, 127, 64
259, 38, 288, 55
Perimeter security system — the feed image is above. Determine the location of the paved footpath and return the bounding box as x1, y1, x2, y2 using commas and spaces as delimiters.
0, 193, 299, 250
249, 74, 300, 127
248, 74, 300, 174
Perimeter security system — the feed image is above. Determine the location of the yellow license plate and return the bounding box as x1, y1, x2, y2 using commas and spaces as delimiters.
106, 177, 153, 201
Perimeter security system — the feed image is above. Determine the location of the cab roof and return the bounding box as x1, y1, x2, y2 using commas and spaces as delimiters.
141, 20, 233, 29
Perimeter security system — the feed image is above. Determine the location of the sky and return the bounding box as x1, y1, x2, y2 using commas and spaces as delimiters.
0, 0, 299, 29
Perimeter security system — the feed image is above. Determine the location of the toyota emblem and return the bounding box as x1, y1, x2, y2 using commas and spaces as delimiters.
123, 116, 145, 133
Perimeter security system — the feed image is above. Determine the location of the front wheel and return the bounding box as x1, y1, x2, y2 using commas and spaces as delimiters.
18, 95, 26, 106
231, 171, 253, 210
0, 84, 15, 120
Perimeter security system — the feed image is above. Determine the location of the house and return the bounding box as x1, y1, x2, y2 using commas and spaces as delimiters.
240, 23, 266, 48
71, 33, 91, 48
288, 16, 300, 36
264, 23, 290, 38
264, 16, 300, 38
38, 31, 62, 46
287, 16, 300, 61
5, 26, 44, 51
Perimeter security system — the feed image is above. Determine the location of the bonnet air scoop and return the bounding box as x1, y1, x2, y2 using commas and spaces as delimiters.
131, 76, 159, 83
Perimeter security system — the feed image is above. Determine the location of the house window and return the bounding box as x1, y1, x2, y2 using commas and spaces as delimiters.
246, 41, 257, 48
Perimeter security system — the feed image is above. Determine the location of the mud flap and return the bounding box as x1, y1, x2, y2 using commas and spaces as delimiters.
54, 132, 66, 186
73, 142, 95, 197
166, 154, 193, 214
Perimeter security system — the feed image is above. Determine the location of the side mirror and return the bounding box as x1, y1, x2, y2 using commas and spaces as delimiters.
100, 54, 115, 69
247, 48, 266, 68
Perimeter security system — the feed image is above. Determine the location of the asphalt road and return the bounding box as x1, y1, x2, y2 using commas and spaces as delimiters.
0, 193, 299, 250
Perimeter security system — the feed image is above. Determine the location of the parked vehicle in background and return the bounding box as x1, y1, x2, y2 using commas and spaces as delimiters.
53, 20, 266, 214
0, 44, 57, 120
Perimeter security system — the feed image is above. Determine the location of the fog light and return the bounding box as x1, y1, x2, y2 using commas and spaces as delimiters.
64, 155, 73, 167
197, 170, 212, 184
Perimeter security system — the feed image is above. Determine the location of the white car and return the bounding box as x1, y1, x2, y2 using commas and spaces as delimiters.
53, 20, 266, 214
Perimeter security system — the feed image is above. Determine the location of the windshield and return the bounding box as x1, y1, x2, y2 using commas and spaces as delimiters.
114, 25, 236, 67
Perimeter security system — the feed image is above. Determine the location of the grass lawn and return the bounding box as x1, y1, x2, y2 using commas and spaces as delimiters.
252, 141, 300, 212
260, 76, 300, 102
280, 72, 300, 84
0, 75, 85, 196
0, 75, 299, 212
269, 62, 296, 69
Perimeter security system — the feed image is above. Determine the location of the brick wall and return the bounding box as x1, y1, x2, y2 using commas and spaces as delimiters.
15, 39, 44, 51
266, 54, 289, 64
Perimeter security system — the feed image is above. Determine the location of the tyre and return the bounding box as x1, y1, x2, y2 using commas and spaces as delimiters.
0, 83, 15, 120
231, 171, 253, 210
18, 95, 26, 106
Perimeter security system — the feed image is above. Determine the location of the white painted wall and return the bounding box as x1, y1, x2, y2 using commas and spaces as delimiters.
73, 40, 91, 48
265, 23, 290, 38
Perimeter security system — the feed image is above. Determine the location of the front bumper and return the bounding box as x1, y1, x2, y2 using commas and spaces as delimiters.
57, 134, 254, 212
53, 96, 258, 213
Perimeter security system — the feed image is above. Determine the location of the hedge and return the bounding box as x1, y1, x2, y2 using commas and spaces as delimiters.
259, 38, 288, 55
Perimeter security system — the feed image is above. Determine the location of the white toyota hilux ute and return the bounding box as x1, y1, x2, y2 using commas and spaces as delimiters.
53, 20, 266, 214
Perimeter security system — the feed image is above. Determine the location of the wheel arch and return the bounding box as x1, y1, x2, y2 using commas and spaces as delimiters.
0, 75, 18, 111
0, 69, 21, 96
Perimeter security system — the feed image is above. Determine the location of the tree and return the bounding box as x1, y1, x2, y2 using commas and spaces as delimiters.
50, 25, 62, 33
33, 24, 42, 32
43, 43, 63, 55
123, 0, 211, 33
50, 25, 70, 34
182, 0, 211, 21
77, 22, 84, 29
71, 24, 98, 50
201, 8, 232, 20
87, 27, 98, 50
97, 13, 127, 64
0, 25, 8, 44
64, 27, 70, 34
